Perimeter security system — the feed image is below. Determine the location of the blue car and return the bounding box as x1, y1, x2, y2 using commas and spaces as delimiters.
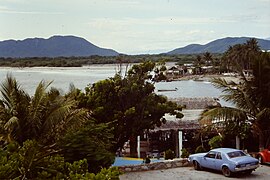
188, 148, 259, 177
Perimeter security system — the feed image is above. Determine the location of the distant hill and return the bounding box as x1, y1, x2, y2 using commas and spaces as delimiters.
0, 35, 119, 58
167, 37, 270, 54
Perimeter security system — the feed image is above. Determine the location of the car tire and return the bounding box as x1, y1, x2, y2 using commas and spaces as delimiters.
222, 166, 232, 177
245, 170, 253, 175
193, 161, 201, 170
258, 155, 264, 164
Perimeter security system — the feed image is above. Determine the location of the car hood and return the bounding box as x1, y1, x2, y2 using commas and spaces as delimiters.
229, 156, 258, 164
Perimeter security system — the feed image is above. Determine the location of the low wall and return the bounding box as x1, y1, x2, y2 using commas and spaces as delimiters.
118, 159, 190, 173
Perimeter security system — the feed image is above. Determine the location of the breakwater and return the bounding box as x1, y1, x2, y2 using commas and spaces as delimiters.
170, 97, 220, 109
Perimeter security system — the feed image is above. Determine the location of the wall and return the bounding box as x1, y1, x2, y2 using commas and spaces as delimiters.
118, 159, 190, 173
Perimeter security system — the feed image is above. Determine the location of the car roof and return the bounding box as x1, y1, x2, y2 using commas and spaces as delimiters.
210, 148, 242, 153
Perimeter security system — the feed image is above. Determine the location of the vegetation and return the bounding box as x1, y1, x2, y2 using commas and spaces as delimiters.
165, 149, 175, 160
0, 74, 120, 179
0, 140, 121, 179
0, 53, 223, 67
0, 61, 183, 178
72, 61, 183, 156
181, 148, 190, 158
195, 145, 206, 153
200, 39, 270, 151
208, 135, 223, 149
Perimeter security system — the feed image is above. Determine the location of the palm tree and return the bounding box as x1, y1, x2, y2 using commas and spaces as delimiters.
200, 51, 270, 150
203, 52, 213, 66
0, 74, 88, 145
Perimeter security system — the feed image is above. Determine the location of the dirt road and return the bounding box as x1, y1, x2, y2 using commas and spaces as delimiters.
120, 165, 270, 180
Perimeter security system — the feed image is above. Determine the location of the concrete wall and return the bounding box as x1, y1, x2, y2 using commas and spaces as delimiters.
118, 159, 189, 173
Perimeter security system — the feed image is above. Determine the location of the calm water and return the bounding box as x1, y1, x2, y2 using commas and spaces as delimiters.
0, 65, 232, 107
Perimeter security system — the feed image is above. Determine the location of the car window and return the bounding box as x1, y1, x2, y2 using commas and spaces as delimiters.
216, 152, 222, 160
205, 151, 217, 158
227, 151, 246, 158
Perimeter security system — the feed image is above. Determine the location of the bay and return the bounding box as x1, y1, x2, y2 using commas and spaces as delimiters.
0, 65, 232, 107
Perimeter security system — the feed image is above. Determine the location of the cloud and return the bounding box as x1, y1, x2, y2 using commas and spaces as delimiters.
85, 17, 220, 54
86, 16, 237, 30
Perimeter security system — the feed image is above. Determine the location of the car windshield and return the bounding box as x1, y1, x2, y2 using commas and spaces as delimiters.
227, 151, 246, 158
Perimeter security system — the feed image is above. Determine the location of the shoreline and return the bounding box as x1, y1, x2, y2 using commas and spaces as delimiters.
167, 74, 240, 83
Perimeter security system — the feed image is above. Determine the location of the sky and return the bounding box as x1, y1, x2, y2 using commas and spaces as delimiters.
0, 0, 270, 54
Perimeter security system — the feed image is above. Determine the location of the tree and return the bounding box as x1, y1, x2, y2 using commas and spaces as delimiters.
194, 55, 203, 74
0, 74, 88, 146
59, 120, 115, 173
203, 52, 213, 66
220, 38, 260, 73
0, 140, 121, 179
0, 75, 122, 178
78, 61, 183, 156
200, 51, 270, 150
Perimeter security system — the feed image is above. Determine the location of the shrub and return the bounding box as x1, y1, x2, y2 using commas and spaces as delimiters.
209, 135, 223, 149
165, 149, 175, 160
181, 148, 190, 158
0, 140, 122, 179
195, 145, 206, 153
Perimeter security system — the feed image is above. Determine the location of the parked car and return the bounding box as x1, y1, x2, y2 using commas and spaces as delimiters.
257, 147, 270, 164
146, 150, 164, 159
152, 150, 160, 158
188, 148, 259, 177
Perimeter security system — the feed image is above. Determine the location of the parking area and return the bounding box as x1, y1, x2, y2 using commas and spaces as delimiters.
120, 165, 270, 180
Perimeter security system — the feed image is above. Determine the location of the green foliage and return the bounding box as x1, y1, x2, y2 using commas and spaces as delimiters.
0, 54, 215, 68
165, 149, 175, 160
208, 135, 223, 149
59, 121, 115, 173
0, 140, 121, 179
181, 148, 190, 158
195, 145, 206, 153
0, 74, 88, 145
0, 75, 121, 178
200, 40, 270, 150
77, 61, 183, 155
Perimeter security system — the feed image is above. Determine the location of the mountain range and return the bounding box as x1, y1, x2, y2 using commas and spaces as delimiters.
167, 37, 270, 54
0, 36, 270, 58
0, 35, 119, 58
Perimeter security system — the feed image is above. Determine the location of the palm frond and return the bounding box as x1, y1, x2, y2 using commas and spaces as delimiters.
4, 116, 19, 131
200, 106, 248, 125
42, 98, 76, 133
29, 80, 53, 133
211, 77, 258, 113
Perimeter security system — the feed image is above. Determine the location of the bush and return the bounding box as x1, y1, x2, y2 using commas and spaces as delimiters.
181, 148, 190, 158
209, 135, 223, 149
0, 140, 122, 179
165, 149, 175, 160
59, 121, 115, 173
195, 145, 206, 153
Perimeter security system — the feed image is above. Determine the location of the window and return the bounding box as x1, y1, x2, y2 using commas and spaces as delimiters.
216, 152, 222, 159
205, 151, 217, 158
227, 151, 246, 158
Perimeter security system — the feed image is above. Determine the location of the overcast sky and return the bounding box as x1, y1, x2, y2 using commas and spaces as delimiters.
1, 0, 270, 54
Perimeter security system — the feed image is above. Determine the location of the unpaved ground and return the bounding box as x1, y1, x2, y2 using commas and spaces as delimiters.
120, 165, 270, 180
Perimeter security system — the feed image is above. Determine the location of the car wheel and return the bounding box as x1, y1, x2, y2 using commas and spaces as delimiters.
258, 155, 264, 164
222, 166, 232, 177
245, 170, 253, 175
193, 161, 201, 170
